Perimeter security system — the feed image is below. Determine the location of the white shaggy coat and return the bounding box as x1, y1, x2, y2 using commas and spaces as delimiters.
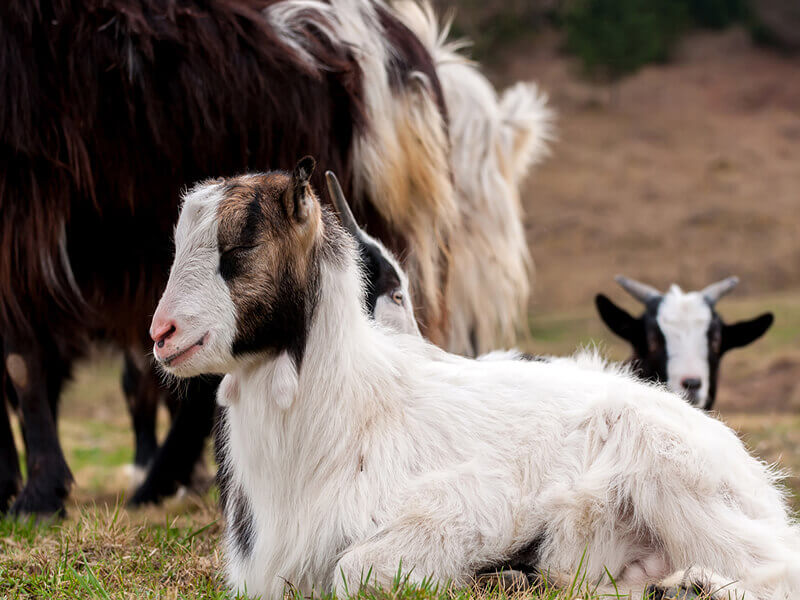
393, 1, 553, 354
224, 271, 800, 599
160, 181, 800, 600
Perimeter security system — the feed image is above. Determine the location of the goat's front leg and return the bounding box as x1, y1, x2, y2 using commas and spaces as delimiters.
3, 341, 72, 517
121, 352, 160, 487
333, 474, 529, 596
128, 375, 219, 506
0, 374, 22, 511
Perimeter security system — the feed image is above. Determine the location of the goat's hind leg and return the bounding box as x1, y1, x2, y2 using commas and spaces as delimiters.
615, 421, 800, 598
3, 338, 72, 517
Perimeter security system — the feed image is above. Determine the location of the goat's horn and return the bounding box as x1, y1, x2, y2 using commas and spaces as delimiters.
615, 275, 662, 304
325, 171, 360, 238
700, 276, 739, 305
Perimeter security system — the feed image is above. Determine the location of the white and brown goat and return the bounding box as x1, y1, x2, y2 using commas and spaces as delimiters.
152, 160, 800, 600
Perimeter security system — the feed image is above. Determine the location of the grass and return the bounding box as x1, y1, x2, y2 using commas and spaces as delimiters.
2, 295, 799, 598
0, 500, 226, 599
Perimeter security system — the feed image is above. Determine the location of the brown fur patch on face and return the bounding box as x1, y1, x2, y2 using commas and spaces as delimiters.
215, 172, 324, 364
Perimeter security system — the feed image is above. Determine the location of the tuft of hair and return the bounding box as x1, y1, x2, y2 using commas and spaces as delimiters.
392, 0, 554, 354
498, 82, 554, 183
548, 346, 638, 380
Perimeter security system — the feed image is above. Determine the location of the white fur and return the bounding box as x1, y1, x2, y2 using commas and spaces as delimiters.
160, 188, 800, 600
125, 464, 148, 490
150, 181, 240, 376
392, 1, 553, 354
657, 285, 713, 407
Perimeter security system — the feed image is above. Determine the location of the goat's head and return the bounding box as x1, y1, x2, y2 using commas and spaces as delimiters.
150, 156, 334, 377
595, 276, 773, 409
324, 172, 419, 336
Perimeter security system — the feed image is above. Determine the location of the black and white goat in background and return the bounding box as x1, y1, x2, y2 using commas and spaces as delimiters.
154, 158, 800, 600
596, 276, 774, 410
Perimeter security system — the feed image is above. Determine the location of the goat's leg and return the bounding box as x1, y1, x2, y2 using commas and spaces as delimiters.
624, 432, 800, 599
3, 341, 72, 517
537, 403, 800, 600
0, 373, 21, 512
128, 375, 219, 506
332, 472, 529, 596
121, 352, 160, 488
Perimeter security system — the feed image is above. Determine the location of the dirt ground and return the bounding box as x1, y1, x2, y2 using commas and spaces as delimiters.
488, 27, 800, 413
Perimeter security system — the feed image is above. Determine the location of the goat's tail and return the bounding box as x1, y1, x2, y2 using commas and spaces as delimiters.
498, 82, 553, 185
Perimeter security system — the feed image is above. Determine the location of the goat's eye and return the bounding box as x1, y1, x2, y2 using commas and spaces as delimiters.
391, 290, 404, 306
219, 245, 256, 280
710, 330, 722, 353
647, 330, 661, 354
221, 245, 255, 257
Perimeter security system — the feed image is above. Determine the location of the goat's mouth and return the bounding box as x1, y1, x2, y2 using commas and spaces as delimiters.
161, 333, 209, 368
683, 389, 704, 407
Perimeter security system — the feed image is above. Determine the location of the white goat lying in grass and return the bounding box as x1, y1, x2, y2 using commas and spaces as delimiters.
150, 158, 800, 600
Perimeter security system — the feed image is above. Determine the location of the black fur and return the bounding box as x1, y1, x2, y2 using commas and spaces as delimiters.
357, 239, 402, 315
1, 0, 446, 514
476, 534, 545, 584
129, 375, 220, 506
0, 372, 21, 512
230, 259, 320, 369
122, 354, 160, 470
230, 484, 256, 559
519, 353, 550, 363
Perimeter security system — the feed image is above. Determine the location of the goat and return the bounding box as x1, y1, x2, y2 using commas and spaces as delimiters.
324, 172, 419, 336
154, 159, 800, 600
0, 0, 465, 515
596, 276, 774, 410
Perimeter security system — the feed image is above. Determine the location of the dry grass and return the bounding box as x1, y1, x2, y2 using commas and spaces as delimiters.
0, 497, 225, 599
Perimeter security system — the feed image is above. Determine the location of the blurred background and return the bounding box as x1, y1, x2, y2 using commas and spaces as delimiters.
54, 0, 800, 504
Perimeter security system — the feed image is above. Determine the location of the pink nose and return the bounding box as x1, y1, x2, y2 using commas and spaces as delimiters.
150, 318, 177, 348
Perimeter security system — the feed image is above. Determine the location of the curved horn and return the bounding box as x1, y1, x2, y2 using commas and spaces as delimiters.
615, 275, 662, 304
701, 276, 739, 305
325, 171, 360, 238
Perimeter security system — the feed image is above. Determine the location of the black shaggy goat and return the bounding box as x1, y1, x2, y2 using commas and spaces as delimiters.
0, 0, 457, 515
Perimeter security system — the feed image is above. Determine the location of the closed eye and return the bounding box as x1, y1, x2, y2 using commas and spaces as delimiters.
221, 245, 256, 257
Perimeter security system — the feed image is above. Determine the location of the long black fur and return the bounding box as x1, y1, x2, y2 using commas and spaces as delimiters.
0, 0, 444, 514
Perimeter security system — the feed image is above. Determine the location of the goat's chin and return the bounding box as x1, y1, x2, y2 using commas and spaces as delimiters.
160, 348, 230, 379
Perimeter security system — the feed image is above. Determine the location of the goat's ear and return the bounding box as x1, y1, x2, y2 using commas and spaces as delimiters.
721, 313, 774, 353
595, 294, 642, 343
287, 156, 316, 223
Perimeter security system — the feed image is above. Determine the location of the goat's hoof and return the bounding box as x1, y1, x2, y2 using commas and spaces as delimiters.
128, 473, 181, 507
8, 487, 66, 519
127, 484, 160, 508
0, 478, 20, 513
475, 569, 530, 593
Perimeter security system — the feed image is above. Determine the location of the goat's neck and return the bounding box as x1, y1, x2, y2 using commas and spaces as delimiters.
228, 249, 385, 476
